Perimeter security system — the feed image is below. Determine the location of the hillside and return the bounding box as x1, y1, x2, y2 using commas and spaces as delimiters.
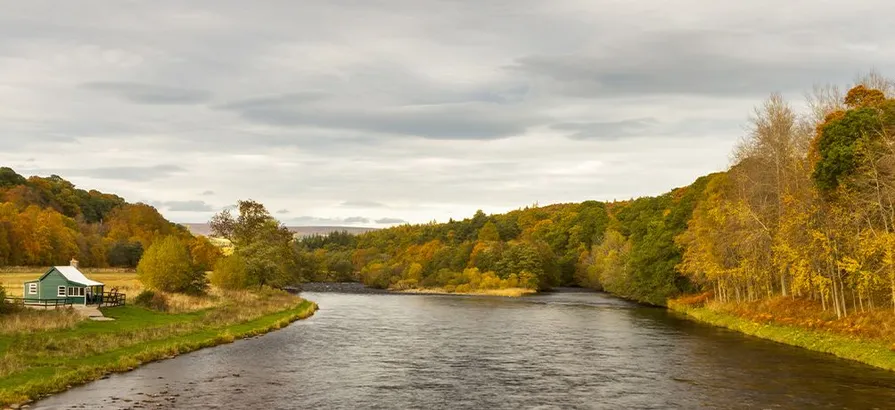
0, 167, 193, 268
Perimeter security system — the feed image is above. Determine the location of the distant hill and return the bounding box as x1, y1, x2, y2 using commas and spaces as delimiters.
182, 223, 377, 238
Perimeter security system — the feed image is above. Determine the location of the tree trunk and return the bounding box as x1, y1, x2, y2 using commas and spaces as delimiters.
891, 275, 895, 313
781, 271, 787, 297
832, 278, 841, 319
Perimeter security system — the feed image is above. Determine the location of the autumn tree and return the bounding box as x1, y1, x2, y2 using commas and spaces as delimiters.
137, 236, 207, 294
210, 200, 296, 289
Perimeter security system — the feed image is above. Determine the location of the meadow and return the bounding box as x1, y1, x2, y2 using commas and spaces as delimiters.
1, 269, 142, 298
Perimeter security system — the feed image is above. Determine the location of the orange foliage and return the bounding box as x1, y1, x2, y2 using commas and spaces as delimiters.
844, 85, 886, 108
711, 297, 895, 343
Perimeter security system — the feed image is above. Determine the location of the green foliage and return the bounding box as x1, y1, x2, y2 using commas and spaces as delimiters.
812, 107, 881, 192
107, 241, 144, 268
209, 200, 296, 289
210, 254, 250, 290
477, 221, 501, 242
137, 236, 207, 294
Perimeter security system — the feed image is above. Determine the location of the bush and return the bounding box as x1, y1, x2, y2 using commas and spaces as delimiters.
0, 284, 11, 314
137, 235, 207, 294
133, 290, 169, 311
211, 253, 249, 290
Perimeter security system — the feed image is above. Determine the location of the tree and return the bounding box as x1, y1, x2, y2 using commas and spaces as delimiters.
211, 253, 249, 290
477, 221, 501, 242
107, 241, 144, 268
189, 236, 223, 272
209, 200, 296, 289
137, 236, 206, 294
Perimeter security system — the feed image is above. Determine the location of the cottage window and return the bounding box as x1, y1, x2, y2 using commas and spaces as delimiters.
58, 286, 66, 297
28, 283, 37, 294
79, 287, 85, 296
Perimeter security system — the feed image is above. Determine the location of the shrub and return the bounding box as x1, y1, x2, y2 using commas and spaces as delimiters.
454, 284, 471, 293
211, 253, 250, 290
133, 290, 169, 311
137, 236, 207, 294
0, 284, 10, 314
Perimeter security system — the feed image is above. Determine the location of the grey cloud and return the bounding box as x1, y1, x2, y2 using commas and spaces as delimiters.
215, 92, 328, 110
510, 30, 888, 98
344, 216, 371, 224
201, 190, 215, 196
55, 165, 186, 181
552, 118, 659, 140
340, 200, 386, 208
4, 0, 895, 227
276, 209, 290, 214
219, 95, 540, 140
81, 82, 212, 105
553, 117, 747, 140
154, 200, 215, 212
375, 218, 407, 224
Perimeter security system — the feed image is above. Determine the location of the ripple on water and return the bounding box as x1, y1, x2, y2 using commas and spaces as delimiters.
33, 291, 895, 410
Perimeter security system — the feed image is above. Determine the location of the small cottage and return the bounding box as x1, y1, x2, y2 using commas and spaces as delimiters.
22, 259, 105, 305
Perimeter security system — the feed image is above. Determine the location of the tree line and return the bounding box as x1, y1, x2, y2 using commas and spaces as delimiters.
293, 71, 895, 316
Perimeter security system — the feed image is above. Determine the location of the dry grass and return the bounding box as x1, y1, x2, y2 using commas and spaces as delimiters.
0, 308, 84, 334
1, 270, 142, 296
399, 287, 536, 297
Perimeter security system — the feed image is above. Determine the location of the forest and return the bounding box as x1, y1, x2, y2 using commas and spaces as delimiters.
297, 72, 895, 315
0, 168, 218, 270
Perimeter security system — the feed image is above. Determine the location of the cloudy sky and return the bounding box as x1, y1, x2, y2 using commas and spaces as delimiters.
2, 1, 893, 226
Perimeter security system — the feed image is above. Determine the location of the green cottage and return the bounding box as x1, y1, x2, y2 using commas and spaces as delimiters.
22, 259, 105, 305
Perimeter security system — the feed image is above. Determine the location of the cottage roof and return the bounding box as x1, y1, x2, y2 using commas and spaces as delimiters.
51, 266, 104, 286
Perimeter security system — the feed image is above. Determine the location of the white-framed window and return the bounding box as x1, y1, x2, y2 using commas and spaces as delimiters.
79, 287, 85, 296
28, 283, 37, 295
57, 286, 66, 297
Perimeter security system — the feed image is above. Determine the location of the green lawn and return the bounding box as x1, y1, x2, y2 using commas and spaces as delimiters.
0, 296, 317, 406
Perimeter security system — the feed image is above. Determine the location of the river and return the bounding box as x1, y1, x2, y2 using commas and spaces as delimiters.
35, 290, 895, 409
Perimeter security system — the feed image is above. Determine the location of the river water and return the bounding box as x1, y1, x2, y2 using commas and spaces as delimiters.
35, 291, 895, 409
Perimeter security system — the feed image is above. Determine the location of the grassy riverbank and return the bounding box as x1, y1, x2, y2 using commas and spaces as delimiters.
0, 290, 317, 407
669, 295, 895, 371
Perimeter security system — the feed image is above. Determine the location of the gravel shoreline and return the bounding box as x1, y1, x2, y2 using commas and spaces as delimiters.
298, 282, 597, 295
299, 282, 395, 294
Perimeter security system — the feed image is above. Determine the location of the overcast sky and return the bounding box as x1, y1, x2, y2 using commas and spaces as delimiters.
2, 1, 894, 226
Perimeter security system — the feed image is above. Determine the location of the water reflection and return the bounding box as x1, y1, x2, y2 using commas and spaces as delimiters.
35, 291, 895, 409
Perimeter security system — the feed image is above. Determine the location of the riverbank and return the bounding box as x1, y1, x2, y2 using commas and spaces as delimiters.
668, 296, 895, 371
0, 290, 317, 407
300, 282, 536, 297
398, 287, 536, 297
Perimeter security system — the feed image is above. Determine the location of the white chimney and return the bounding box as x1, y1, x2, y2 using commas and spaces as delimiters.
70, 258, 79, 268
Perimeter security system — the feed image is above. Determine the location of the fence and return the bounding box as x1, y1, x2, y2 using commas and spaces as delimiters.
3, 297, 74, 309
100, 292, 126, 307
